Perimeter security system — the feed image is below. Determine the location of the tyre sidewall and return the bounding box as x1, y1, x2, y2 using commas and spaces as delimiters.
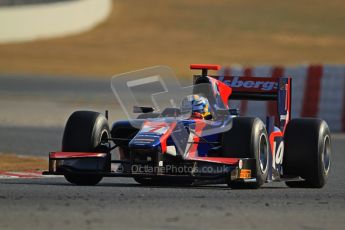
91, 115, 110, 151
251, 119, 269, 187
314, 121, 331, 187
62, 111, 109, 152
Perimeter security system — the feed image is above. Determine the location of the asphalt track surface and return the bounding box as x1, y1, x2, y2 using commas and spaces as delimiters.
0, 136, 344, 230
0, 74, 114, 155
0, 75, 345, 230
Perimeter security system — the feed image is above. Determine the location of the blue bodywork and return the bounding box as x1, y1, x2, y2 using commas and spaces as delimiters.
128, 116, 232, 157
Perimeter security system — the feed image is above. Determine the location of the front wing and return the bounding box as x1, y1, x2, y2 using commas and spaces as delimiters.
43, 152, 258, 183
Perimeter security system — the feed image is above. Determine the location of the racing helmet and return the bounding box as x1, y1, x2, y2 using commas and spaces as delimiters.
180, 95, 211, 119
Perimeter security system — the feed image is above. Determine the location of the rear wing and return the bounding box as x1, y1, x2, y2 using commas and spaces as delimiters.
190, 64, 290, 100
212, 76, 284, 101
190, 64, 292, 129
213, 76, 292, 127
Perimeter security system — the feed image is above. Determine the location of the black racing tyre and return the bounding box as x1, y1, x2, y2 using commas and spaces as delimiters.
222, 117, 269, 189
62, 111, 110, 185
283, 118, 331, 188
136, 113, 160, 119
64, 174, 104, 186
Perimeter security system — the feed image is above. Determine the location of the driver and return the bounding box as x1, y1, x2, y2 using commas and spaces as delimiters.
180, 95, 212, 120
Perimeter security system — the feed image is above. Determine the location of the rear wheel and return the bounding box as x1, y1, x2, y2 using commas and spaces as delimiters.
222, 117, 269, 189
62, 111, 110, 185
283, 118, 331, 188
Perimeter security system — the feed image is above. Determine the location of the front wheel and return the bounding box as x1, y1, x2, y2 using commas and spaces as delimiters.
62, 111, 110, 185
65, 174, 103, 186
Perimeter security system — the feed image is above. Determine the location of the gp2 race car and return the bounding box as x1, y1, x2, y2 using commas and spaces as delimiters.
43, 64, 331, 188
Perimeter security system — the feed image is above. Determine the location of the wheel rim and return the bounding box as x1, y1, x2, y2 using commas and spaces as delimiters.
259, 133, 268, 174
322, 135, 331, 175
100, 130, 109, 143
97, 129, 109, 150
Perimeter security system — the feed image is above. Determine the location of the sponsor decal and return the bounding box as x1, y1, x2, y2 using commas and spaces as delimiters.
128, 164, 230, 174
272, 137, 284, 174
132, 138, 155, 142
274, 141, 284, 166
217, 76, 278, 91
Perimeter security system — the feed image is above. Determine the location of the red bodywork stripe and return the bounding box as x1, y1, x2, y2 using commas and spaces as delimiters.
216, 79, 232, 107
269, 131, 283, 156
141, 121, 177, 153
187, 157, 240, 165
49, 152, 107, 159
208, 77, 232, 107
186, 119, 207, 158
301, 65, 323, 117
159, 122, 177, 153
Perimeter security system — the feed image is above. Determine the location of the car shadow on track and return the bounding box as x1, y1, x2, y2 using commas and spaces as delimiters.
0, 180, 288, 190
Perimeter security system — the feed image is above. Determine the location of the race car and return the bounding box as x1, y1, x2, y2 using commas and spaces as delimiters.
43, 64, 331, 189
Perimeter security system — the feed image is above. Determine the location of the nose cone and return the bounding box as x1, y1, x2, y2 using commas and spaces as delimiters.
129, 134, 161, 150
